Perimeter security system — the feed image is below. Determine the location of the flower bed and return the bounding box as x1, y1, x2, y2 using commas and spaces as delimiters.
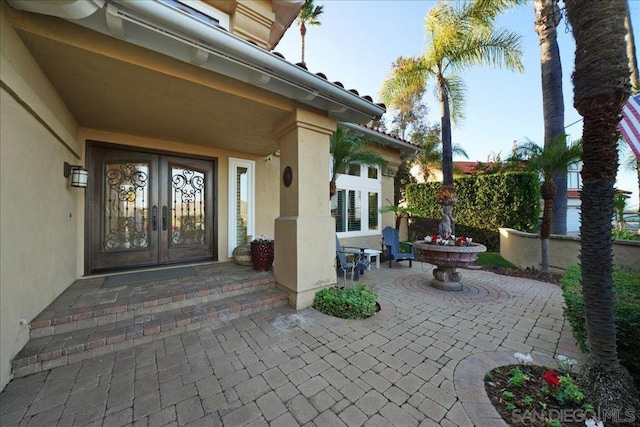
484, 354, 607, 427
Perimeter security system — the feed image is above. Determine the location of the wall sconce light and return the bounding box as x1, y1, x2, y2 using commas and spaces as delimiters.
63, 162, 88, 188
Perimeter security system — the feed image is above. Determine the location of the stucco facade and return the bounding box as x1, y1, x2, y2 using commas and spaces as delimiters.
0, 1, 411, 391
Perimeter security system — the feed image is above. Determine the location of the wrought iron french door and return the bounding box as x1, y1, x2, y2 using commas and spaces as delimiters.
89, 145, 214, 272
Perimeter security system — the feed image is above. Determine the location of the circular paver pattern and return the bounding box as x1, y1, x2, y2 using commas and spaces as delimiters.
395, 273, 511, 305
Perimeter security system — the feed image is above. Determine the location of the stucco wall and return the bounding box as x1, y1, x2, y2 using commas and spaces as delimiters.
499, 228, 640, 273
0, 11, 82, 391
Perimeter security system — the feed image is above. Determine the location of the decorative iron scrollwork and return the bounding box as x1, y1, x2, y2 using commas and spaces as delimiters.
103, 162, 149, 250
171, 167, 205, 245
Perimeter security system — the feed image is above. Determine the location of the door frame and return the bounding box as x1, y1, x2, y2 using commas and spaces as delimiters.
84, 141, 219, 274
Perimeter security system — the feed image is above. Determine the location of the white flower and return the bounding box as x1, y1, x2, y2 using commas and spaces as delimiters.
513, 352, 533, 364
556, 354, 577, 369
585, 419, 604, 427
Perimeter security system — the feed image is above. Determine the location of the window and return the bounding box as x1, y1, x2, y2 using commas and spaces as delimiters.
228, 158, 254, 256
331, 165, 381, 236
159, 0, 230, 30
368, 192, 379, 230
346, 165, 361, 176
567, 163, 582, 190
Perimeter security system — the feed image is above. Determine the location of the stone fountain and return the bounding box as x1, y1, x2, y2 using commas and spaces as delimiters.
414, 186, 486, 291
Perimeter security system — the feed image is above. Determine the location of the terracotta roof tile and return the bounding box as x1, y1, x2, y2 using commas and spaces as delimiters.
269, 50, 382, 112
361, 124, 420, 149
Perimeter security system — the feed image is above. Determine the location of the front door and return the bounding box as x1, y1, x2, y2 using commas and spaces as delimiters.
88, 145, 215, 272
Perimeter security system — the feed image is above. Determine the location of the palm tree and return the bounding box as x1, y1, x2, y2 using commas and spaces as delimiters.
380, 0, 524, 189
508, 136, 582, 277
623, 4, 640, 223
625, 5, 639, 93
329, 125, 388, 198
534, 0, 568, 235
565, 0, 638, 412
296, 0, 323, 66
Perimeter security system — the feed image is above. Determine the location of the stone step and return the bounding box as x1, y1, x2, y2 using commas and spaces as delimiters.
11, 286, 288, 379
29, 274, 276, 339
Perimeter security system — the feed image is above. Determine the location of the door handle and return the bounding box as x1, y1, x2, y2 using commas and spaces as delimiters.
162, 206, 168, 231
151, 206, 158, 231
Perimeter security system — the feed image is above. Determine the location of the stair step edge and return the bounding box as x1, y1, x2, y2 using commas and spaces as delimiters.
11, 288, 288, 375
29, 277, 276, 336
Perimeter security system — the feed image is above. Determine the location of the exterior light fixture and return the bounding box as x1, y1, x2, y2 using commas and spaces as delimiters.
63, 162, 88, 188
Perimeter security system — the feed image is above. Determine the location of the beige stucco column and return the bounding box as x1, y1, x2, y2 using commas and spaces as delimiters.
273, 109, 337, 309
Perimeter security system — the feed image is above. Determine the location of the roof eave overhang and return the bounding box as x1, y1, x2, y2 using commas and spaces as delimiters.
340, 122, 420, 157
7, 0, 385, 124
270, 0, 304, 50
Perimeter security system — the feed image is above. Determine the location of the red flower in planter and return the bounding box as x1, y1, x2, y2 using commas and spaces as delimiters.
542, 370, 560, 388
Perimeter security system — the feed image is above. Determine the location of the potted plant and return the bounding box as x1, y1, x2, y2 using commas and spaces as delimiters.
250, 235, 274, 271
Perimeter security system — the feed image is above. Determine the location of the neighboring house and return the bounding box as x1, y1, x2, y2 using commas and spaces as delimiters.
566, 162, 582, 233
0, 0, 410, 390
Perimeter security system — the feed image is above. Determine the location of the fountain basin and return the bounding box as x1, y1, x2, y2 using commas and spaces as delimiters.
414, 241, 487, 291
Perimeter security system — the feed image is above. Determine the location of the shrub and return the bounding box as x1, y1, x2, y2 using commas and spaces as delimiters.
560, 264, 640, 386
612, 229, 640, 241
314, 285, 378, 320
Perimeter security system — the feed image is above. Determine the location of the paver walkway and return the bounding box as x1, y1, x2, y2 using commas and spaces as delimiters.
0, 262, 581, 426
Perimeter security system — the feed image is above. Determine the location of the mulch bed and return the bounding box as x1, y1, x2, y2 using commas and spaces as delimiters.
478, 265, 563, 285
485, 364, 593, 427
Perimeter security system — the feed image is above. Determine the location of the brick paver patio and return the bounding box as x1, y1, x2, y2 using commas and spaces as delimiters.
0, 262, 581, 426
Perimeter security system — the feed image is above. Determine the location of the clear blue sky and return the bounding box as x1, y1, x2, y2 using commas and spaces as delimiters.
274, 0, 640, 210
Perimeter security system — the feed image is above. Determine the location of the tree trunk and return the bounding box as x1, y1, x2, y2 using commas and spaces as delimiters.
565, 0, 638, 413
438, 74, 453, 187
300, 22, 307, 65
625, 9, 639, 93
535, 0, 567, 235
540, 237, 549, 275
540, 182, 556, 240
540, 181, 555, 276
329, 179, 336, 199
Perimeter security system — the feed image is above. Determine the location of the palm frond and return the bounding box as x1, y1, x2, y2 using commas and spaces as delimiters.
452, 143, 469, 159
379, 57, 435, 107
330, 126, 389, 182
447, 28, 524, 73
442, 75, 467, 123
297, 0, 324, 26
618, 138, 639, 171
466, 0, 528, 28
509, 136, 583, 181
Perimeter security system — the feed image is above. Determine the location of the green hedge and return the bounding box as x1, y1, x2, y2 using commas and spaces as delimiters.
560, 264, 640, 386
405, 172, 540, 250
